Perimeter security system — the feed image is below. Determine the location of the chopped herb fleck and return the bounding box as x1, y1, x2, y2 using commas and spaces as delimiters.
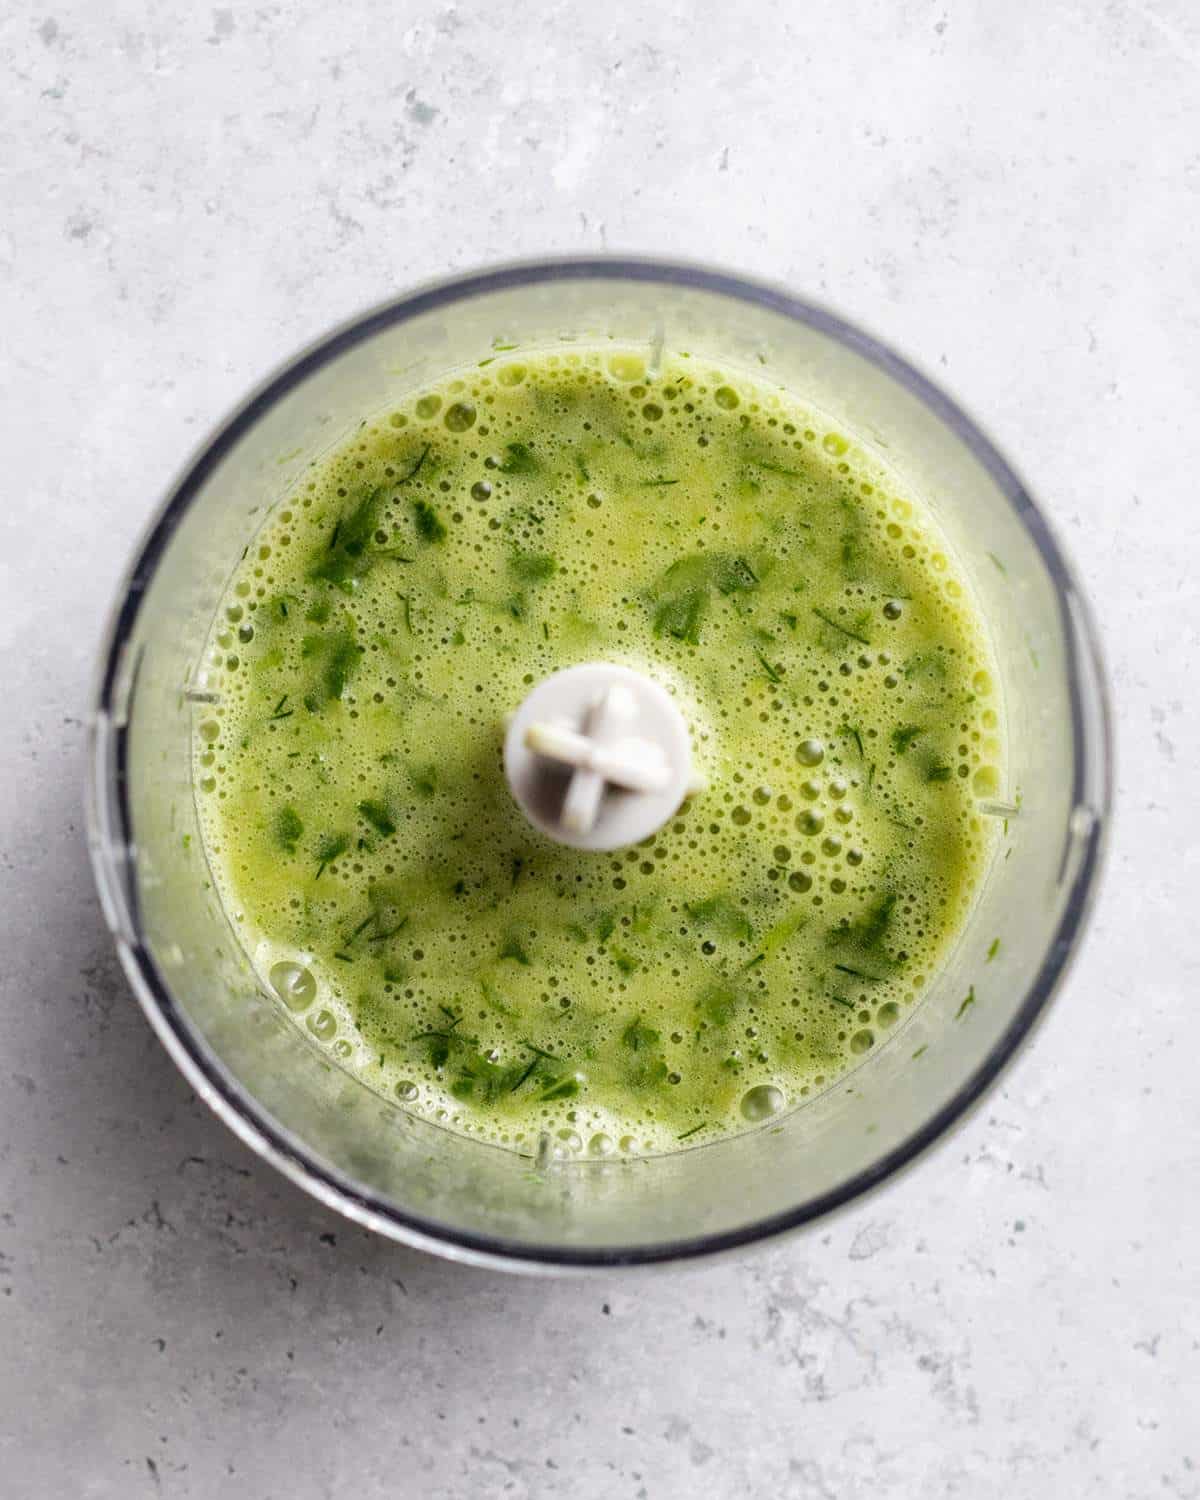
397, 444, 430, 484
654, 588, 707, 645
273, 805, 304, 853
537, 1075, 580, 1102
357, 800, 397, 837
813, 606, 871, 646
308, 486, 388, 593
833, 962, 887, 982
696, 981, 741, 1026
891, 723, 923, 754
411, 497, 446, 543
746, 457, 803, 479
409, 764, 438, 797
713, 555, 760, 595
314, 831, 350, 879
499, 933, 531, 965
508, 1054, 540, 1094
509, 551, 557, 584
649, 553, 760, 645
827, 891, 899, 977
300, 627, 361, 708
499, 441, 539, 474
347, 912, 376, 944
367, 916, 409, 945
621, 1016, 661, 1051
685, 894, 753, 943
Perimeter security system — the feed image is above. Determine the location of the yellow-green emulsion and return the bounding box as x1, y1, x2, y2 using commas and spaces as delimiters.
195, 349, 1003, 1157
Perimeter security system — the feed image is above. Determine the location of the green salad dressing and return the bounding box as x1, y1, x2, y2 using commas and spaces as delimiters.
195, 349, 1003, 1156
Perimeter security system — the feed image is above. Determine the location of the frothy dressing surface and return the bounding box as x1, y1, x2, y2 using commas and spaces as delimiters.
194, 348, 1003, 1156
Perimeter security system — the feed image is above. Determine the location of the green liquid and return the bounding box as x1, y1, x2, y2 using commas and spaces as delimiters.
195, 348, 1003, 1156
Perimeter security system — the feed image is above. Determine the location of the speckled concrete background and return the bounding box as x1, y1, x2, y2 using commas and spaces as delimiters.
1, 2, 1197, 1495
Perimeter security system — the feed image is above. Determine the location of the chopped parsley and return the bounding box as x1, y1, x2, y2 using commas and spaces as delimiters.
684, 893, 753, 943
410, 497, 446, 543
273, 805, 303, 853
314, 831, 350, 879
498, 441, 539, 474
357, 799, 397, 837
890, 723, 922, 754
649, 553, 760, 645
308, 484, 387, 593
509, 551, 557, 583
621, 1016, 661, 1051
498, 933, 531, 965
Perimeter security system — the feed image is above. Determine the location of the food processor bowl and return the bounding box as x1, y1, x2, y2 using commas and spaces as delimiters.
87, 259, 1111, 1270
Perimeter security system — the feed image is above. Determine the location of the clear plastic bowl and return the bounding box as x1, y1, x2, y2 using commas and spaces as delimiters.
87, 259, 1111, 1271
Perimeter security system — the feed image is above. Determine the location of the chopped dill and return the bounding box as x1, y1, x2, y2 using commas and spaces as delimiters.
813, 606, 871, 645
397, 445, 430, 484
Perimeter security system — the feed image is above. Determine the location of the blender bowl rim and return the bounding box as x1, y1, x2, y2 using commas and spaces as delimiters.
86, 253, 1113, 1271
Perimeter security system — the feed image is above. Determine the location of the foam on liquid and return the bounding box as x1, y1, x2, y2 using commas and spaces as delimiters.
193, 348, 1004, 1157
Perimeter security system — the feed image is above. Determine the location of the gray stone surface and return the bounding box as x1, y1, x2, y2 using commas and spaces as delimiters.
1, 1, 1197, 1495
